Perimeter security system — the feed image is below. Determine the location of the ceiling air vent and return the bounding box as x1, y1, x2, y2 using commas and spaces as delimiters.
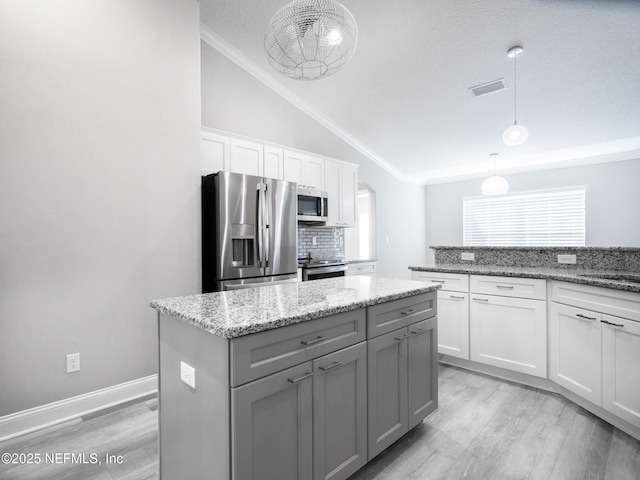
469, 78, 507, 97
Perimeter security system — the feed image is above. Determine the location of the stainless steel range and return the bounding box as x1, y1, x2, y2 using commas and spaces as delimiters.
299, 258, 347, 281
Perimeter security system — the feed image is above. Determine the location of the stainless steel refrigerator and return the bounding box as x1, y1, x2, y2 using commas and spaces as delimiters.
202, 171, 298, 292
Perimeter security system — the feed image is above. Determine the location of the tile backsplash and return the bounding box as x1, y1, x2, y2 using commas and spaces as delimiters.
297, 226, 344, 260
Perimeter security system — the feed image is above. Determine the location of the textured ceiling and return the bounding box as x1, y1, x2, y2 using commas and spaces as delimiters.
199, 0, 640, 184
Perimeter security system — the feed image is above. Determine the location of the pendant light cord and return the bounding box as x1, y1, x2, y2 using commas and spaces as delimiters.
513, 53, 518, 123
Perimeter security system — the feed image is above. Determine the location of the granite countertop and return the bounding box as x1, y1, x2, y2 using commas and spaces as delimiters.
150, 276, 440, 339
346, 258, 377, 264
408, 264, 640, 293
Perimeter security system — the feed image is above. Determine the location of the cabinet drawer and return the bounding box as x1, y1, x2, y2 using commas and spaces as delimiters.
347, 262, 377, 276
411, 271, 468, 293
551, 281, 640, 322
367, 292, 437, 339
470, 275, 546, 300
230, 309, 366, 386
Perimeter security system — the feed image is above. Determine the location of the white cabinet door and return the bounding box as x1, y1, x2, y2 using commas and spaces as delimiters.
341, 163, 357, 227
602, 314, 640, 428
325, 160, 342, 226
200, 131, 229, 174
283, 150, 305, 185
549, 302, 602, 405
264, 146, 284, 180
436, 291, 469, 360
470, 294, 547, 378
325, 160, 358, 227
229, 138, 263, 176
304, 155, 325, 190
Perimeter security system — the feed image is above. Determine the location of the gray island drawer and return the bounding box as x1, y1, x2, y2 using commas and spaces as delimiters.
230, 308, 366, 386
367, 292, 437, 338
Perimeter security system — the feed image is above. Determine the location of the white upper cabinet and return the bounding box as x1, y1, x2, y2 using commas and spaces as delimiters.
304, 155, 325, 190
201, 131, 229, 174
325, 159, 358, 227
229, 138, 264, 177
283, 150, 305, 185
284, 151, 324, 189
201, 129, 358, 221
263, 146, 284, 180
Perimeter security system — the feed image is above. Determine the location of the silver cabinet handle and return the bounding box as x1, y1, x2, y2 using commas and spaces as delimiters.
602, 320, 624, 328
300, 336, 326, 346
394, 333, 412, 342
410, 328, 426, 335
400, 309, 414, 315
473, 297, 489, 302
319, 361, 343, 372
576, 313, 597, 321
430, 280, 445, 284
449, 295, 465, 299
496, 285, 514, 290
287, 372, 314, 384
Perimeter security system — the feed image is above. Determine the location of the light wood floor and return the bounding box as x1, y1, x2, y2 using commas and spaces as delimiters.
1, 365, 639, 480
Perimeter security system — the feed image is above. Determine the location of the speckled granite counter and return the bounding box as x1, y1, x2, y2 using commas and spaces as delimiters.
151, 276, 440, 338
408, 264, 640, 293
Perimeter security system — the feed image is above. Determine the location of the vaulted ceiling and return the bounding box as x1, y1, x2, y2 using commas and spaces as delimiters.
199, 0, 640, 184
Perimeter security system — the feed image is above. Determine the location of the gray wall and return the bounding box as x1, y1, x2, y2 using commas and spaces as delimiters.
424, 159, 640, 265
0, 1, 201, 416
201, 42, 428, 278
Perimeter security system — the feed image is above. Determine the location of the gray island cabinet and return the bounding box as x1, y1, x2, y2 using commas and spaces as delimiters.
151, 276, 440, 480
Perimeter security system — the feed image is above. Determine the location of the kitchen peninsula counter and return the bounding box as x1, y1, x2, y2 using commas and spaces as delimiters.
151, 276, 441, 480
408, 264, 640, 293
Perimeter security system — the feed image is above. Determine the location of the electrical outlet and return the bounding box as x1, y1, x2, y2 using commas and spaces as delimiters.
312, 237, 317, 246
461, 252, 475, 261
180, 361, 196, 389
66, 353, 80, 373
557, 254, 577, 264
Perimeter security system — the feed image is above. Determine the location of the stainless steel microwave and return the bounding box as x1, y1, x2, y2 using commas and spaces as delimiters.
297, 186, 328, 225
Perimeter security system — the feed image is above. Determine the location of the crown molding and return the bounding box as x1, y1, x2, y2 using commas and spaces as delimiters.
199, 24, 406, 182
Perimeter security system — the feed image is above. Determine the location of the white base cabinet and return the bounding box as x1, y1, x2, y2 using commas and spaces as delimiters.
411, 271, 469, 360
469, 275, 547, 378
549, 302, 602, 405
346, 261, 376, 277
602, 314, 640, 427
470, 294, 547, 378
550, 280, 640, 432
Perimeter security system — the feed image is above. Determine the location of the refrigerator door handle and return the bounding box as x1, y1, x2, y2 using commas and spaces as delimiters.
264, 183, 271, 268
256, 182, 264, 269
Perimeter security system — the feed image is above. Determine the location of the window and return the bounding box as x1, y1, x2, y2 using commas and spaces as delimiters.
463, 187, 586, 246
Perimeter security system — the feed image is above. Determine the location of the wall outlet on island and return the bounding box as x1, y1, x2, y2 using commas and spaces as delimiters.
180, 361, 196, 389
461, 252, 475, 261
557, 254, 577, 264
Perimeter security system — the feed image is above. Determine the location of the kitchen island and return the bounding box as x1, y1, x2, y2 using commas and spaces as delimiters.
151, 276, 441, 480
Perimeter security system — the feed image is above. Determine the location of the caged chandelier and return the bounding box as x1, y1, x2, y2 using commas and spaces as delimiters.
264, 0, 358, 81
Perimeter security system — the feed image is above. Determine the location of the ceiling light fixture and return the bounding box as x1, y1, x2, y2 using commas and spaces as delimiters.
264, 0, 358, 81
482, 153, 509, 195
503, 45, 528, 146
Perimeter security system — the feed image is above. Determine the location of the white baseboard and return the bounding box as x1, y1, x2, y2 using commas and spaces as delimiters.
0, 375, 157, 442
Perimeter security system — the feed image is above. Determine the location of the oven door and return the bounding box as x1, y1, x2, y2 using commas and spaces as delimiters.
303, 264, 347, 281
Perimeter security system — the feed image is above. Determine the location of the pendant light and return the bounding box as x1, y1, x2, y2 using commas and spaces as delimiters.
482, 153, 509, 195
264, 0, 358, 81
503, 46, 528, 145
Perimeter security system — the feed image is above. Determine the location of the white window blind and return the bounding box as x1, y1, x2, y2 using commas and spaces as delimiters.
463, 188, 586, 246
